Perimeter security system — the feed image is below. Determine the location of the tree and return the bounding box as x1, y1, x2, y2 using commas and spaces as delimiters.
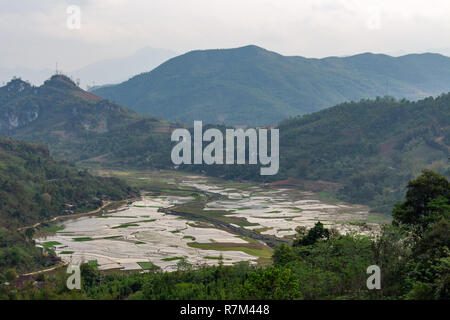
272, 244, 295, 266
4, 268, 17, 282
405, 218, 450, 299
241, 267, 302, 300
393, 169, 450, 235
24, 228, 35, 241
293, 221, 330, 246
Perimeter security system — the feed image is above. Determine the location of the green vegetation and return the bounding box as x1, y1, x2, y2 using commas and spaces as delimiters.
97, 215, 138, 219
72, 237, 94, 242
0, 138, 135, 229
137, 262, 159, 271
161, 257, 184, 262
192, 95, 449, 213
0, 75, 175, 170
203, 256, 223, 260
41, 241, 61, 250
111, 223, 139, 229
0, 137, 134, 275
279, 96, 449, 213
187, 242, 273, 259
88, 260, 98, 268
40, 225, 65, 233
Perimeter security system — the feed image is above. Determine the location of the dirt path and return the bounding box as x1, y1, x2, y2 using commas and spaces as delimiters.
16, 200, 135, 277
159, 190, 289, 248
21, 261, 69, 276
17, 201, 115, 231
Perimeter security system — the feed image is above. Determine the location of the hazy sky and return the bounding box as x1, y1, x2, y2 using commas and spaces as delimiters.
2, 0, 450, 71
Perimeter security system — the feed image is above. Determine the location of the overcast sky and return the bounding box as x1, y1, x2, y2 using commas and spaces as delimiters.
1, 0, 450, 71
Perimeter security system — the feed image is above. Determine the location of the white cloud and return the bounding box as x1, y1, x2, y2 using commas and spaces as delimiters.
0, 0, 450, 69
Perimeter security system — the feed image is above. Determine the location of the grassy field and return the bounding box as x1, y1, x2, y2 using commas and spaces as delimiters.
187, 241, 273, 259
73, 237, 94, 242
137, 261, 159, 271
42, 241, 61, 250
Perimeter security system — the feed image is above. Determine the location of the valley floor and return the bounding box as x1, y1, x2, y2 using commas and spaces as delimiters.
35, 170, 387, 272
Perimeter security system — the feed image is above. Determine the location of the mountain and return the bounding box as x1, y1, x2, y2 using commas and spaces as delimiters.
69, 47, 178, 89
0, 75, 176, 168
92, 45, 450, 126
0, 75, 133, 145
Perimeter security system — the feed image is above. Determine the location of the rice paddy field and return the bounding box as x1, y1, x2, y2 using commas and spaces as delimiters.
35, 170, 387, 272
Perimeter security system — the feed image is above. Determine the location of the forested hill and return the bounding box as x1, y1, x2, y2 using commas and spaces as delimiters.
92, 45, 450, 126
0, 75, 176, 168
0, 75, 135, 148
191, 95, 449, 213
279, 95, 450, 212
0, 138, 137, 274
0, 138, 135, 229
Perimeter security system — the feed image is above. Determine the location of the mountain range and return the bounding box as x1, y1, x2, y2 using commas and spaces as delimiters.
91, 45, 450, 126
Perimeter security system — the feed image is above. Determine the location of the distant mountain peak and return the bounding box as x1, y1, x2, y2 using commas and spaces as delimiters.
43, 74, 79, 90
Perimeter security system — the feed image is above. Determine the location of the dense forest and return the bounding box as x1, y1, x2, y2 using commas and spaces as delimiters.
1, 170, 448, 300
189, 95, 450, 213
0, 138, 136, 274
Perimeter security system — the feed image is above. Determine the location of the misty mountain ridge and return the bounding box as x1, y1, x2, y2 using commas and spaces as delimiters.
91, 45, 450, 126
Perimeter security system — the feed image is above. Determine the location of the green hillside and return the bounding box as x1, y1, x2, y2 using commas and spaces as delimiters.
0, 138, 136, 273
92, 45, 450, 126
0, 75, 176, 168
279, 95, 450, 212
188, 95, 450, 213
0, 138, 135, 228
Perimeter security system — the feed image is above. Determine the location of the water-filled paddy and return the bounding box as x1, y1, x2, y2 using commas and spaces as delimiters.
36, 175, 382, 271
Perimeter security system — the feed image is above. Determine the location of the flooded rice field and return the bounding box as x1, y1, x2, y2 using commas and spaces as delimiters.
36, 174, 383, 272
